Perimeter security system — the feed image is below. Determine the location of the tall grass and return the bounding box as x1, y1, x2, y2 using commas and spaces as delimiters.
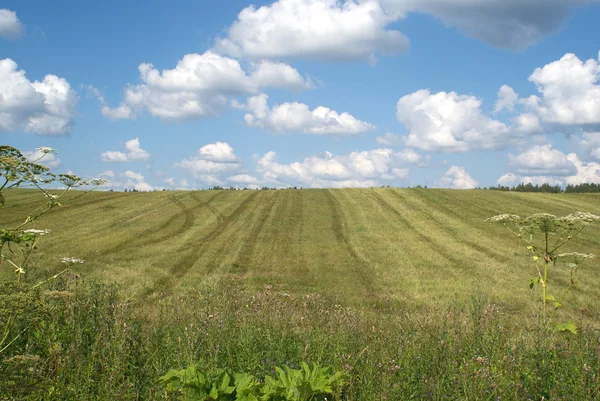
2, 275, 598, 400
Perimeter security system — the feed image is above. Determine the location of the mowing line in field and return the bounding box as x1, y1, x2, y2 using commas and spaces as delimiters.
391, 189, 511, 263
97, 191, 226, 256
143, 191, 262, 297
325, 189, 378, 296
369, 191, 465, 268
231, 191, 281, 275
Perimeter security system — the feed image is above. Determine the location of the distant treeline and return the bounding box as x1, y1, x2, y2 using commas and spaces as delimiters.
487, 183, 600, 193
118, 183, 600, 193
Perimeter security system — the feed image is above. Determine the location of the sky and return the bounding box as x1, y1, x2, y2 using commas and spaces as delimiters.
1, 0, 600, 190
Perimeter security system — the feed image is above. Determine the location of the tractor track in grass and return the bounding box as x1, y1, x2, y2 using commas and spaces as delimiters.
370, 191, 463, 267
99, 191, 225, 256
325, 190, 376, 294
229, 191, 281, 274
143, 191, 261, 297
388, 189, 510, 263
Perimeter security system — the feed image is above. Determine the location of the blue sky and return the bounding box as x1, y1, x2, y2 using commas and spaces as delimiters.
2, 0, 600, 190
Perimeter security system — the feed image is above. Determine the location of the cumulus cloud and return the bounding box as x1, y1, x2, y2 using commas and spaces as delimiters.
0, 59, 78, 135
508, 144, 577, 176
241, 93, 374, 136
214, 0, 591, 63
123, 170, 153, 191
249, 61, 314, 90
495, 85, 519, 113
227, 174, 262, 186
0, 9, 23, 39
98, 51, 312, 121
438, 166, 478, 189
496, 148, 600, 187
384, 0, 591, 51
255, 147, 420, 188
177, 142, 242, 185
26, 149, 61, 169
101, 137, 151, 162
526, 52, 600, 128
396, 89, 509, 152
213, 0, 409, 62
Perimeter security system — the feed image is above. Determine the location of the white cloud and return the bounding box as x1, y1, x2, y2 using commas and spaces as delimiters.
255, 147, 420, 188
495, 85, 519, 113
438, 166, 478, 189
0, 59, 78, 135
376, 132, 403, 146
0, 9, 23, 39
228, 174, 261, 185
496, 151, 600, 187
123, 170, 153, 191
384, 0, 592, 51
213, 0, 409, 62
26, 149, 61, 169
177, 142, 242, 185
508, 144, 577, 176
564, 153, 600, 185
397, 89, 509, 152
197, 142, 240, 163
249, 61, 313, 90
100, 51, 312, 121
575, 131, 600, 161
526, 52, 600, 128
242, 93, 374, 136
101, 137, 151, 162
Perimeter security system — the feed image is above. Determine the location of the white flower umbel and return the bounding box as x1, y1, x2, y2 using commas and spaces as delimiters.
35, 147, 58, 154
23, 229, 51, 235
61, 257, 85, 264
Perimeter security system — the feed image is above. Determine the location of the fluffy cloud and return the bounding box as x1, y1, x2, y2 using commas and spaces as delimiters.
0, 59, 78, 135
241, 93, 374, 135
384, 0, 592, 51
26, 149, 61, 169
213, 0, 409, 62
100, 51, 312, 121
496, 149, 600, 187
227, 174, 262, 186
0, 9, 23, 39
177, 142, 242, 185
255, 147, 420, 188
397, 90, 509, 152
249, 61, 314, 90
508, 144, 577, 176
526, 53, 600, 128
123, 170, 153, 191
214, 0, 591, 63
101, 138, 151, 162
495, 85, 519, 113
438, 166, 478, 189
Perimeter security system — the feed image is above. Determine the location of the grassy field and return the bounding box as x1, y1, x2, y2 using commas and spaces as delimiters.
3, 187, 600, 319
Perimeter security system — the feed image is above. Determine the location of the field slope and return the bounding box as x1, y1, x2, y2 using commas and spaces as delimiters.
3, 188, 600, 321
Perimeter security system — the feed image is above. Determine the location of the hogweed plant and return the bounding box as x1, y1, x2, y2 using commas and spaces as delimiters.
486, 212, 599, 334
0, 145, 107, 354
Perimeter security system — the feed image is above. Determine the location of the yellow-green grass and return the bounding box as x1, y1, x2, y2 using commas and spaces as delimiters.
2, 188, 600, 324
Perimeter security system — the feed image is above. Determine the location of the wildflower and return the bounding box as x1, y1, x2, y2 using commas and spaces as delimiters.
61, 257, 85, 264
560, 212, 600, 225
35, 147, 57, 154
557, 252, 595, 260
485, 214, 521, 223
23, 229, 51, 235
91, 178, 109, 186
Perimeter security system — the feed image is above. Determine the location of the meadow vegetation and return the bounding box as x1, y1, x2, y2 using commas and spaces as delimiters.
1, 159, 600, 399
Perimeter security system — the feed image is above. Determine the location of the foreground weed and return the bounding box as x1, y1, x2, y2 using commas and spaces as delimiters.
487, 212, 599, 333
159, 362, 347, 401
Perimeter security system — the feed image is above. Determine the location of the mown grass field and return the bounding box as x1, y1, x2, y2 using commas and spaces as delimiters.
3, 187, 600, 322
3, 187, 600, 400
